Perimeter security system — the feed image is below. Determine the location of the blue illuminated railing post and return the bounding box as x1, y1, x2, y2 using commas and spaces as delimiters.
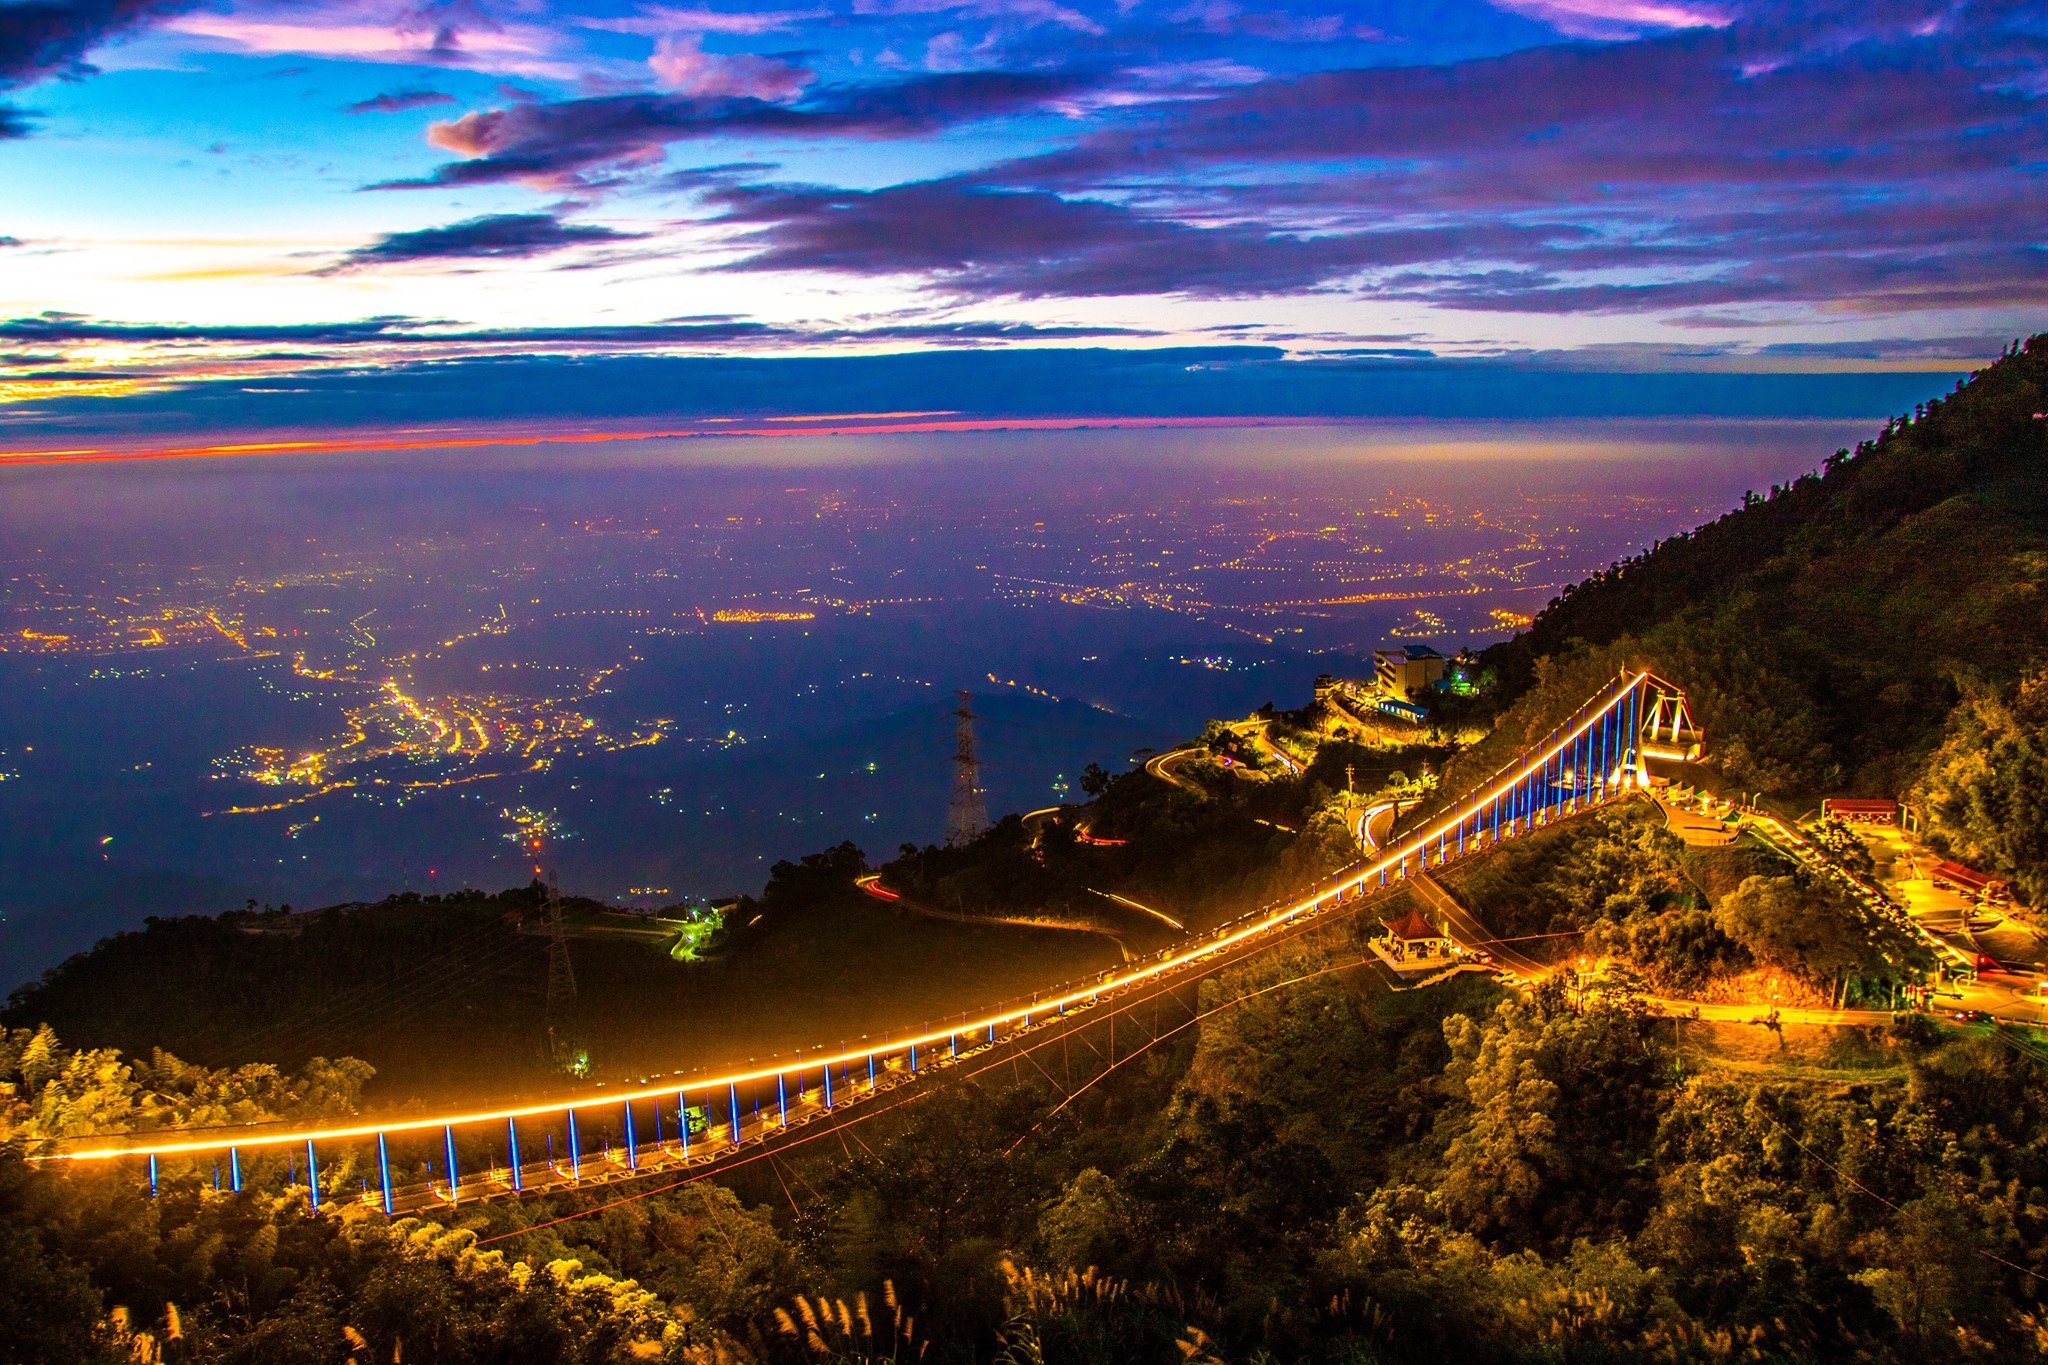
1581, 716, 1597, 802
377, 1133, 393, 1215
567, 1110, 581, 1181
229, 1147, 241, 1193
1630, 682, 1641, 782
306, 1140, 320, 1210
148, 1154, 158, 1198
444, 1125, 459, 1206
624, 1102, 638, 1170
777, 1073, 789, 1128
824, 1063, 834, 1109
1603, 705, 1616, 795
678, 1091, 690, 1158
1582, 722, 1592, 802
1617, 684, 1628, 781
729, 1083, 742, 1144
1597, 703, 1613, 789
507, 1118, 523, 1191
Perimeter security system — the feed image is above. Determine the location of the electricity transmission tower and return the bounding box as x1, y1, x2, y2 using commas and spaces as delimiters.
946, 690, 988, 845
543, 866, 577, 1007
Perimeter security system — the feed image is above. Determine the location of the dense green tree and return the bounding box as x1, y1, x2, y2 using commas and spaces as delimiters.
1917, 670, 2048, 904
1036, 1169, 1131, 1272
1714, 873, 1919, 993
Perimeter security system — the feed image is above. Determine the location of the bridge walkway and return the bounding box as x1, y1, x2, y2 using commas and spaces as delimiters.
36, 667, 1694, 1218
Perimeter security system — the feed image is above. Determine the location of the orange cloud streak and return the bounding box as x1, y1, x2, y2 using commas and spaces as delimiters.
0, 415, 1323, 467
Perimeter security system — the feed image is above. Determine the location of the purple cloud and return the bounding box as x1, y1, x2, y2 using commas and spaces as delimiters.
648, 34, 813, 99
320, 212, 642, 272
583, 6, 831, 38
836, 319, 1157, 341
380, 68, 1102, 189
706, 177, 1596, 297
1, 0, 193, 134
346, 87, 458, 114
1167, 0, 1379, 44
1489, 0, 1732, 40
347, 0, 2043, 315
0, 0, 189, 83
1755, 334, 2018, 360
917, 0, 2048, 312
0, 312, 424, 343
1010, 10, 2046, 191
0, 310, 1152, 350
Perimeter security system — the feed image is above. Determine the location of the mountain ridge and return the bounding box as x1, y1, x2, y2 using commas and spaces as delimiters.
1480, 334, 2048, 901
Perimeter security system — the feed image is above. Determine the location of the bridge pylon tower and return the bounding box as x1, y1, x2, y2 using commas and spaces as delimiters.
946, 690, 989, 846
1639, 674, 1704, 763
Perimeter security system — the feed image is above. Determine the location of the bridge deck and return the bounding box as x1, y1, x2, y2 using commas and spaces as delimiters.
35, 667, 1689, 1218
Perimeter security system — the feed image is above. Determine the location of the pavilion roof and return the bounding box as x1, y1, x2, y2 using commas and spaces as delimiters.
1381, 909, 1440, 942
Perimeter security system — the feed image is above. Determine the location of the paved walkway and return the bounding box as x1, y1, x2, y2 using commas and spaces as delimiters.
1653, 794, 1736, 847
1644, 998, 1893, 1026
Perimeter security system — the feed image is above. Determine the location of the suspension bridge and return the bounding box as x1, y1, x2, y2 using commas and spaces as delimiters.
31, 669, 1699, 1216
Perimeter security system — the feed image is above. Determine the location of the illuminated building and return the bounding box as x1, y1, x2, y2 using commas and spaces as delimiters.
1375, 645, 1447, 696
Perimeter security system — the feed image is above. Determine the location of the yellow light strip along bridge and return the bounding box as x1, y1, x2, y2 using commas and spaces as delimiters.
34, 669, 1697, 1216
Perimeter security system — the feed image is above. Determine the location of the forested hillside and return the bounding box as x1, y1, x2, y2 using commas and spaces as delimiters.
10, 347, 2048, 1364
13, 953, 2048, 1363
1483, 336, 2048, 901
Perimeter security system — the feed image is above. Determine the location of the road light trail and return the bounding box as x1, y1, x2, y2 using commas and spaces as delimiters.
1087, 888, 1184, 931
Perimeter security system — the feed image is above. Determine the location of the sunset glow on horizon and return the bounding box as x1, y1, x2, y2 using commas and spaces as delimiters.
4, 0, 2042, 445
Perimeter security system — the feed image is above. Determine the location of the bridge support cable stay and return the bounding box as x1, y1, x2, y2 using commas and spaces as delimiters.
31, 670, 1693, 1214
